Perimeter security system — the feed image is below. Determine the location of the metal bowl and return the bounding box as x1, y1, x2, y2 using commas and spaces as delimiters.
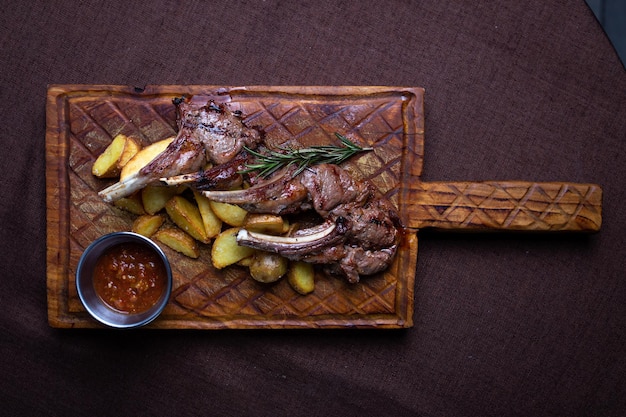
76, 232, 172, 329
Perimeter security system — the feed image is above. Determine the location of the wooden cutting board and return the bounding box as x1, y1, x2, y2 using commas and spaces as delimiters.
45, 85, 602, 329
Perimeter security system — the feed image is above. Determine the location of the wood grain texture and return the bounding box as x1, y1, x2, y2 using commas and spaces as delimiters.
406, 181, 602, 231
46, 85, 422, 329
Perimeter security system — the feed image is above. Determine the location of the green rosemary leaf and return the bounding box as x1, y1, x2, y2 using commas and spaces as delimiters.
241, 133, 371, 178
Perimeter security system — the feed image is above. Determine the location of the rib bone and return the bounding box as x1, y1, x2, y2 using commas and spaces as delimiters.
161, 150, 251, 189
160, 172, 202, 186
99, 172, 145, 202
238, 221, 335, 246
200, 168, 310, 214
237, 220, 344, 256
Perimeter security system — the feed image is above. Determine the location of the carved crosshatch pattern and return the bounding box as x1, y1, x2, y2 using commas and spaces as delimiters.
408, 181, 602, 231
46, 86, 421, 329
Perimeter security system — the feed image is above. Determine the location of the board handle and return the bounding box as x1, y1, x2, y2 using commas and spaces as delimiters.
404, 181, 602, 232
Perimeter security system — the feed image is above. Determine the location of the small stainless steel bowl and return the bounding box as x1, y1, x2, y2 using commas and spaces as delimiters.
76, 232, 172, 329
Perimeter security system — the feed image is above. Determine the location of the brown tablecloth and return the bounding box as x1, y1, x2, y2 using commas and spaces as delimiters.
2, 1, 625, 416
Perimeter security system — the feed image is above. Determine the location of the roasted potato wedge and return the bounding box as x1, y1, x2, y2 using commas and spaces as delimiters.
211, 227, 255, 269
154, 227, 199, 258
248, 251, 288, 283
165, 195, 209, 243
243, 214, 289, 235
236, 254, 256, 267
142, 185, 182, 215
209, 200, 248, 227
91, 134, 127, 178
287, 261, 315, 295
118, 135, 141, 168
120, 137, 174, 181
113, 193, 146, 215
193, 191, 223, 239
132, 214, 165, 237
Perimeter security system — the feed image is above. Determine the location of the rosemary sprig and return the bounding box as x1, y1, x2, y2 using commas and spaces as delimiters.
242, 133, 372, 178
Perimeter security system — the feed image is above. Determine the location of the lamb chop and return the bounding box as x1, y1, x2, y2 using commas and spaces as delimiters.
202, 164, 401, 283
98, 98, 262, 202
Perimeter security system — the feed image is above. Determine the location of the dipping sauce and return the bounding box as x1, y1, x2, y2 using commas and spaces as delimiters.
93, 242, 168, 314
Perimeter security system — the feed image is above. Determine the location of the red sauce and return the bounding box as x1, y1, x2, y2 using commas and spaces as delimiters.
93, 242, 167, 314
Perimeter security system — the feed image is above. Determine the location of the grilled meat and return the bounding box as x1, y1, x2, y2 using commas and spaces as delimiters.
175, 99, 261, 165
204, 164, 401, 283
98, 98, 262, 202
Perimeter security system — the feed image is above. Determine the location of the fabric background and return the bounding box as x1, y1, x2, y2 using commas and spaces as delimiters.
1, 1, 624, 416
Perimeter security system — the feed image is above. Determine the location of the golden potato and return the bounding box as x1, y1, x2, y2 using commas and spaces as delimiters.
113, 193, 146, 215
142, 185, 182, 215
132, 214, 165, 237
248, 251, 288, 283
154, 227, 199, 259
118, 135, 141, 168
209, 200, 248, 227
211, 227, 255, 269
165, 195, 209, 243
193, 191, 223, 239
91, 134, 127, 178
120, 137, 174, 181
287, 261, 315, 295
236, 254, 256, 267
242, 214, 289, 235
